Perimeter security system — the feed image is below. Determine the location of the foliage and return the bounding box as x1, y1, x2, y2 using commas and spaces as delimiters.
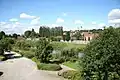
73, 31, 82, 40
61, 48, 79, 61
39, 26, 63, 37
65, 31, 70, 41
0, 38, 14, 51
50, 36, 61, 41
35, 38, 53, 63
23, 52, 34, 59
63, 61, 79, 70
0, 47, 4, 55
0, 56, 5, 61
30, 29, 36, 39
60, 70, 81, 79
50, 42, 86, 51
15, 40, 31, 50
12, 33, 18, 39
31, 57, 40, 65
82, 27, 120, 80
0, 31, 5, 40
18, 50, 35, 59
24, 30, 31, 38
37, 63, 62, 71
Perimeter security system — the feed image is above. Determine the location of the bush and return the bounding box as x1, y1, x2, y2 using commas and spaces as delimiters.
37, 63, 62, 71
60, 70, 81, 79
31, 57, 40, 64
23, 52, 34, 59
19, 51, 34, 59
82, 27, 120, 79
0, 56, 5, 61
49, 58, 65, 64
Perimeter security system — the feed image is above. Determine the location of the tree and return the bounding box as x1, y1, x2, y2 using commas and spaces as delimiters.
0, 31, 5, 40
0, 47, 4, 55
24, 30, 31, 38
65, 31, 70, 41
73, 31, 82, 40
12, 33, 18, 39
35, 38, 53, 63
30, 29, 36, 39
81, 27, 120, 80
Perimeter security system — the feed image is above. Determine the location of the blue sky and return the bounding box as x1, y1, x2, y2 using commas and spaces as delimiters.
0, 0, 120, 34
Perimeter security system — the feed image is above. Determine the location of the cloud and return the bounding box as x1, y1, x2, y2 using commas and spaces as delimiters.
9, 18, 18, 22
62, 12, 67, 16
74, 20, 84, 24
30, 17, 40, 25
108, 9, 120, 24
98, 23, 106, 27
91, 21, 97, 25
51, 24, 59, 27
0, 21, 40, 34
56, 18, 64, 23
0, 22, 24, 34
20, 13, 37, 19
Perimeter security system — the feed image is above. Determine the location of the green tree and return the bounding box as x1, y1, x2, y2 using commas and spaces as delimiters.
0, 31, 5, 40
0, 47, 4, 55
35, 38, 53, 63
24, 30, 31, 38
73, 31, 82, 40
81, 27, 120, 80
12, 33, 18, 39
65, 31, 70, 41
30, 29, 36, 39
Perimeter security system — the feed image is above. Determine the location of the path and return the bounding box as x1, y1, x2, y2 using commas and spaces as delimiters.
0, 56, 64, 80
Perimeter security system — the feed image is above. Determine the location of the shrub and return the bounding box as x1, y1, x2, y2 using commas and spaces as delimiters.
19, 51, 34, 59
49, 58, 65, 64
82, 27, 120, 79
37, 63, 62, 71
31, 57, 40, 64
0, 56, 5, 61
60, 70, 81, 79
23, 52, 34, 59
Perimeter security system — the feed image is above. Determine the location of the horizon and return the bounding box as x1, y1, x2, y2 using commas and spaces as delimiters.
0, 0, 120, 34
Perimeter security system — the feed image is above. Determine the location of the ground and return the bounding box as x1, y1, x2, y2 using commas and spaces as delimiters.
0, 57, 65, 80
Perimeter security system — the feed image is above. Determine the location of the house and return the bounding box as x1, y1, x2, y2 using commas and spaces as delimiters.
82, 32, 98, 41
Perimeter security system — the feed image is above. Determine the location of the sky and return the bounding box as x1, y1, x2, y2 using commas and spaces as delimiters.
0, 0, 120, 34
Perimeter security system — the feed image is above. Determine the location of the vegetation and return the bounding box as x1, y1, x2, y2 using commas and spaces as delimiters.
60, 70, 81, 80
35, 38, 53, 63
81, 27, 120, 80
63, 61, 79, 70
37, 63, 62, 71
50, 42, 86, 51
39, 26, 63, 37
0, 56, 5, 61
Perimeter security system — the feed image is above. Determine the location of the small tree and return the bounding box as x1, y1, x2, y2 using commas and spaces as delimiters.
65, 31, 70, 41
35, 38, 53, 63
0, 47, 4, 55
81, 27, 120, 80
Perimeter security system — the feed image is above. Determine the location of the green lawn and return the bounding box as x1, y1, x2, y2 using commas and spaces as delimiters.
63, 61, 80, 70
50, 42, 86, 51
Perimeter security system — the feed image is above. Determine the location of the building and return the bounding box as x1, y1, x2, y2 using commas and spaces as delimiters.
82, 32, 98, 41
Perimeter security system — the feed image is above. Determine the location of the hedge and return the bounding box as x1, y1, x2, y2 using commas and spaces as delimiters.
37, 63, 62, 71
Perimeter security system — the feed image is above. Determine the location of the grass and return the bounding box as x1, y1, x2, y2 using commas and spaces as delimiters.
0, 56, 5, 61
50, 42, 86, 51
63, 61, 80, 70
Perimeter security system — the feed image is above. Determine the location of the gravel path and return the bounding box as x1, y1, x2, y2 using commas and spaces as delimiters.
0, 57, 64, 80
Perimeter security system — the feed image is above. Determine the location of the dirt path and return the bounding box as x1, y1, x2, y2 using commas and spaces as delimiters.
0, 57, 64, 80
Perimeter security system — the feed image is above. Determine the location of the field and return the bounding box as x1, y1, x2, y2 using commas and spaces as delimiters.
50, 42, 86, 51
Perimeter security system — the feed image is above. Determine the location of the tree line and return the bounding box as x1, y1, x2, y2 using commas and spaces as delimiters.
24, 26, 63, 38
